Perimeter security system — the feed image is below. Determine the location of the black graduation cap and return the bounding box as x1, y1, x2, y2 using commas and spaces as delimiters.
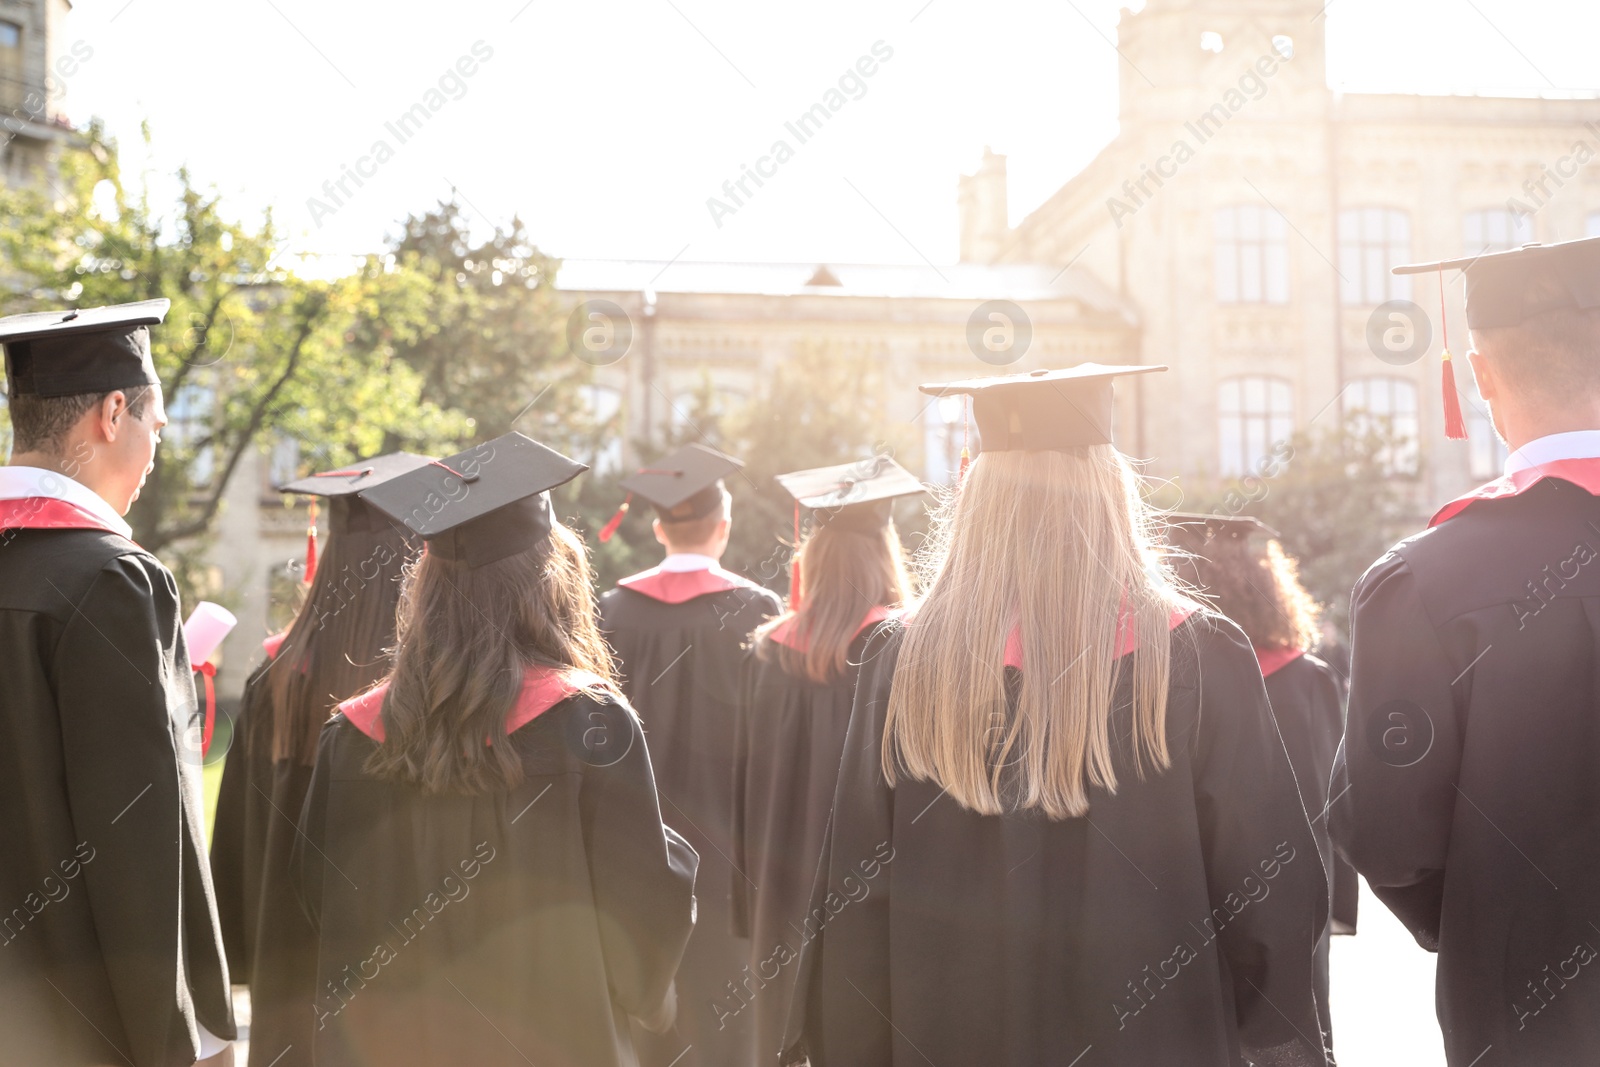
1164, 512, 1279, 545
1392, 236, 1600, 331
357, 433, 588, 569
0, 299, 169, 398
775, 455, 925, 532
918, 363, 1167, 451
599, 443, 743, 541
279, 451, 433, 548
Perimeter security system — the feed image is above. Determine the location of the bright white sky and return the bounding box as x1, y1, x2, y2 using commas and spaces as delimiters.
55, 0, 1600, 271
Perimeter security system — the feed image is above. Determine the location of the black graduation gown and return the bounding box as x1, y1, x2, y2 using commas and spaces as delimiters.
292, 692, 698, 1067
788, 614, 1330, 1067
0, 526, 235, 1066
599, 570, 782, 1067
1330, 474, 1600, 1065
1262, 650, 1357, 1050
730, 629, 873, 1064
210, 653, 319, 1067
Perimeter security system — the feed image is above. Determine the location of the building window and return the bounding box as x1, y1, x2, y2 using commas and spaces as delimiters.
1339, 208, 1411, 306
1218, 376, 1294, 478
1215, 206, 1289, 304
166, 384, 216, 488
1464, 379, 1506, 480
668, 384, 746, 438
268, 435, 300, 489
580, 383, 623, 474
1344, 376, 1419, 474
924, 394, 969, 484
0, 21, 20, 112
1463, 208, 1533, 255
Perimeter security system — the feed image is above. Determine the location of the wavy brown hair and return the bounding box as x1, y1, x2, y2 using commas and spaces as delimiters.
753, 518, 914, 684
263, 503, 416, 764
883, 447, 1196, 820
363, 519, 617, 795
1167, 526, 1320, 651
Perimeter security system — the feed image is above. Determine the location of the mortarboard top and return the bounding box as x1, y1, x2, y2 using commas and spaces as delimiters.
918, 363, 1167, 451
357, 432, 587, 569
0, 299, 169, 398
1392, 236, 1600, 331
775, 455, 926, 531
619, 442, 743, 521
1164, 512, 1279, 545
277, 451, 433, 536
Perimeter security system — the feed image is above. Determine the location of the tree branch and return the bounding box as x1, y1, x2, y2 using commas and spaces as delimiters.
150, 293, 326, 548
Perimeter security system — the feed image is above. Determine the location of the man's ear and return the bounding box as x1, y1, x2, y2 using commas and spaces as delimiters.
652, 517, 669, 548
1466, 346, 1496, 404
91, 390, 130, 444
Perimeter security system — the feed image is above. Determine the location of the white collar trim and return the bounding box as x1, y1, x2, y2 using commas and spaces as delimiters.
0, 466, 132, 538
1504, 431, 1600, 477
659, 552, 718, 573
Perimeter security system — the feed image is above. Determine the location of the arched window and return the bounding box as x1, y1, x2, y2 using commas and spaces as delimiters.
1344, 376, 1419, 474
580, 384, 623, 474
1463, 208, 1533, 256
1218, 376, 1294, 477
1339, 208, 1411, 305
1215, 206, 1289, 304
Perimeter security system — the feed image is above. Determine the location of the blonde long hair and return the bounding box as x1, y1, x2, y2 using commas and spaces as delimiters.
882, 446, 1193, 819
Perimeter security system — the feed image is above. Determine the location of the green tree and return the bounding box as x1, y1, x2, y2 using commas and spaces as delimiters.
1181, 416, 1412, 630
0, 124, 467, 578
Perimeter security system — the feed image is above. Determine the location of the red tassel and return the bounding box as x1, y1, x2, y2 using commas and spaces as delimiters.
598, 494, 631, 543
1437, 266, 1468, 441
790, 501, 803, 608
195, 662, 217, 757
303, 499, 318, 585
958, 447, 970, 481
1441, 351, 1467, 440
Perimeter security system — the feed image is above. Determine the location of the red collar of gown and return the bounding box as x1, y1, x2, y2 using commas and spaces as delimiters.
616, 564, 754, 604
1430, 457, 1600, 528
1002, 604, 1199, 670
1253, 645, 1306, 678
338, 666, 604, 743
766, 605, 899, 652
0, 497, 130, 538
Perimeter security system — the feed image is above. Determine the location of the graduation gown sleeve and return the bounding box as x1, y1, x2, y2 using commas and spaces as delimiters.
1328, 551, 1459, 949
56, 553, 236, 1063
580, 702, 702, 1029
1191, 625, 1329, 1062
786, 626, 897, 1067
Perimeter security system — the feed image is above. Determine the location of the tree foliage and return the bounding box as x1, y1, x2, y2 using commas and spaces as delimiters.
0, 123, 467, 567
1180, 416, 1413, 631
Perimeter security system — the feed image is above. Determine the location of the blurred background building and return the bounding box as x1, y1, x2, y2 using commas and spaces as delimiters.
0, 0, 79, 189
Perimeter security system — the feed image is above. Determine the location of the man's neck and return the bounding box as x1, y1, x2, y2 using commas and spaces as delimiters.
8, 451, 117, 513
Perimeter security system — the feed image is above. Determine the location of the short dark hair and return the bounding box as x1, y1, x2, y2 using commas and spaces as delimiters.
8, 386, 152, 454
1472, 306, 1600, 405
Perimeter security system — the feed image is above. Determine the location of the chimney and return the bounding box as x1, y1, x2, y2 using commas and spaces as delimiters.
958, 148, 1009, 263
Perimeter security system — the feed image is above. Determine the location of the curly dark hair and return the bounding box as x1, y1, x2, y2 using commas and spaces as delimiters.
1167, 525, 1320, 651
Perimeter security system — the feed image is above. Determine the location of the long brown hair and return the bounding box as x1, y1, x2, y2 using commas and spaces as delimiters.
753, 518, 914, 684
883, 447, 1196, 820
363, 520, 616, 795
1168, 527, 1319, 651
263, 501, 416, 764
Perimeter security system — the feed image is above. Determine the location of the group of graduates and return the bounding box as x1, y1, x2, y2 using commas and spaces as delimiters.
2, 235, 1599, 1067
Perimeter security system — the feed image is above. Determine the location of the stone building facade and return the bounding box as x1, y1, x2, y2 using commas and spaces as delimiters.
986, 0, 1600, 504
0, 0, 79, 189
